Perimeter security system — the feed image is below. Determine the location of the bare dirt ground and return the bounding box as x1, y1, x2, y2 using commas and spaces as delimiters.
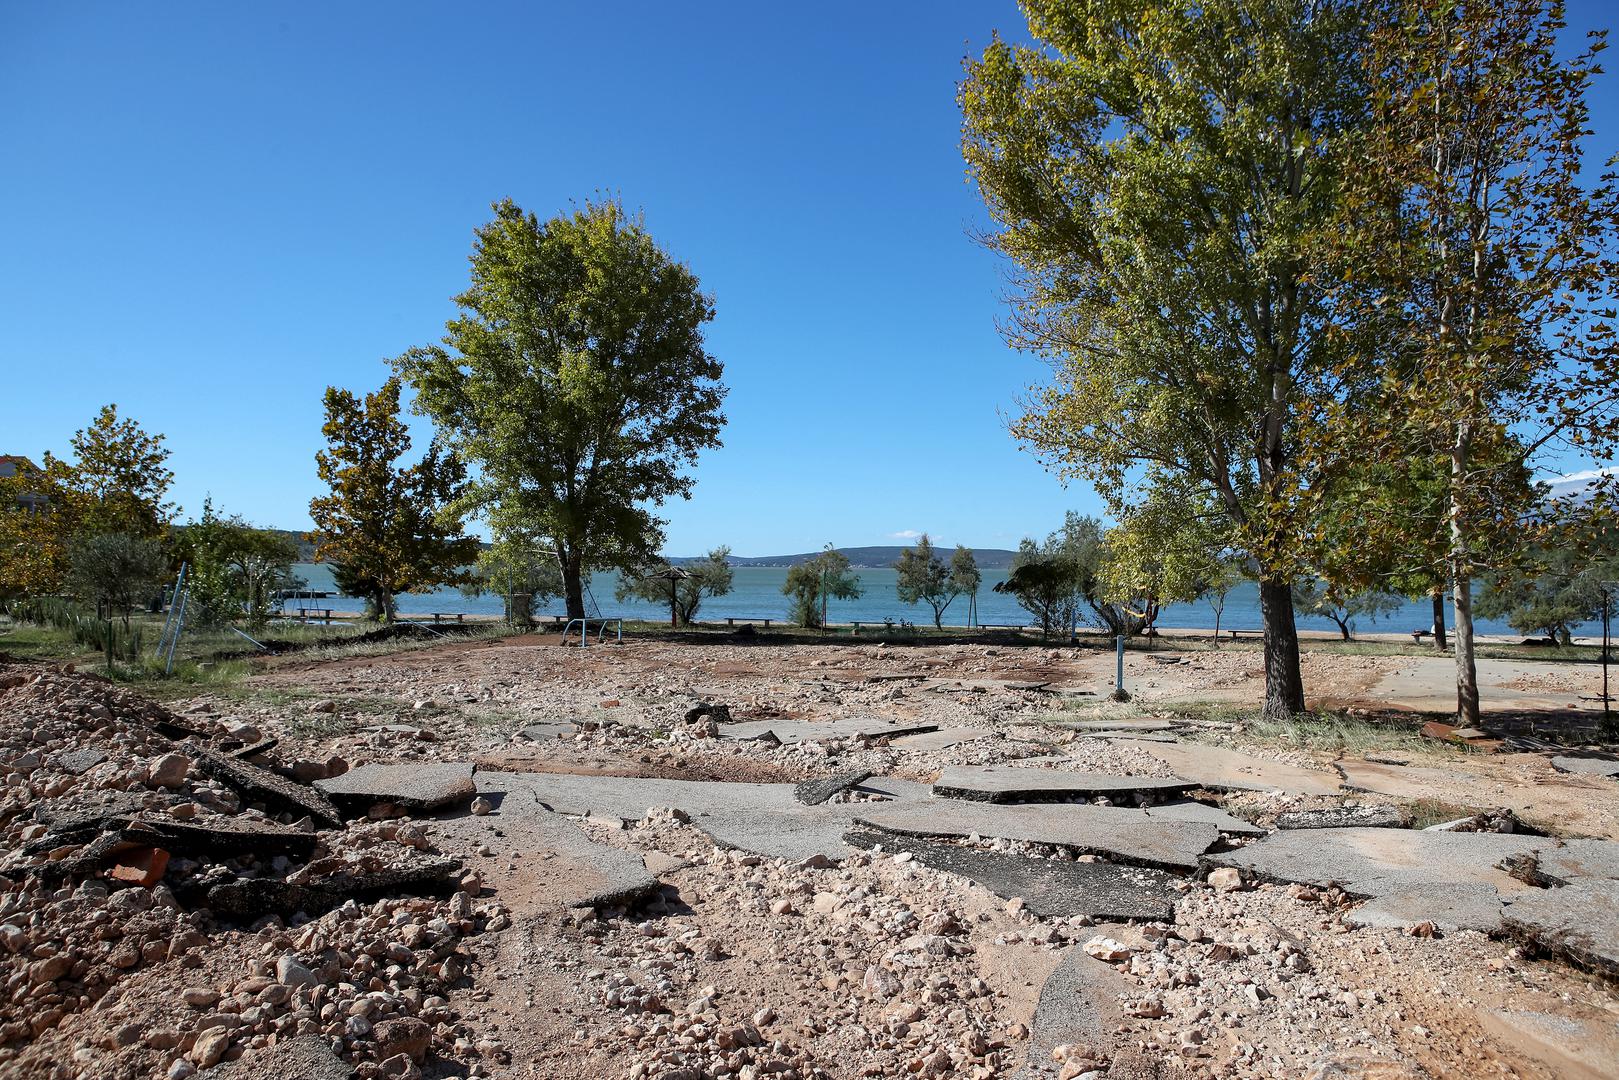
3, 632, 1617, 1080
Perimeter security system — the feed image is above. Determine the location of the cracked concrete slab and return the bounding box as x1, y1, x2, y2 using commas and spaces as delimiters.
1058, 718, 1179, 732
1478, 1009, 1619, 1080
855, 800, 1219, 871
844, 829, 1179, 922
1205, 828, 1547, 932
721, 717, 938, 744
1107, 739, 1342, 795
317, 761, 476, 812
932, 764, 1191, 804
205, 854, 464, 918
1502, 879, 1619, 981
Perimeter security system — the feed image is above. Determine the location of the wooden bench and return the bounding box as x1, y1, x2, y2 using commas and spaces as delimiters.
977, 623, 1029, 631
427, 612, 466, 625
851, 619, 913, 633
1226, 629, 1264, 639
1410, 629, 1433, 644
724, 617, 773, 628
294, 607, 334, 622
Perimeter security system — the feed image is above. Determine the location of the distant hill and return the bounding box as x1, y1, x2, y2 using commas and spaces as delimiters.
672, 545, 1020, 570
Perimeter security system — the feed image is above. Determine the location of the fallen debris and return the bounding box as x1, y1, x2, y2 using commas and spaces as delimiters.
844, 829, 1180, 922
794, 769, 873, 806
316, 760, 476, 813
932, 764, 1191, 804
183, 744, 344, 826
1275, 805, 1408, 830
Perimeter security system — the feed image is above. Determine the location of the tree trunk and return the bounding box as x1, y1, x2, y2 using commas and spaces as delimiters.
561, 549, 586, 621
1431, 592, 1447, 650
1334, 616, 1351, 642
1258, 580, 1306, 720
1450, 432, 1482, 726
1213, 603, 1223, 646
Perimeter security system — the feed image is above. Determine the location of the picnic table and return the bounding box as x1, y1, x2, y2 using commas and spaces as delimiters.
1226, 629, 1263, 639
293, 607, 334, 623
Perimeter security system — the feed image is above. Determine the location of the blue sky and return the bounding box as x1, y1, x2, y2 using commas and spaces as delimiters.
3, 1, 1615, 557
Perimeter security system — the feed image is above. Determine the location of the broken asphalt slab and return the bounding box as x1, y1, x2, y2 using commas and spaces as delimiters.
1011, 944, 1132, 1080
886, 727, 994, 752
1503, 838, 1619, 887
183, 745, 343, 827
721, 717, 939, 745
855, 800, 1219, 871
1203, 827, 1548, 932
1106, 738, 1342, 796
317, 761, 476, 813
1551, 753, 1619, 780
436, 777, 661, 909
1275, 805, 1407, 830
845, 829, 1178, 922
932, 764, 1191, 804
490, 770, 933, 863
1502, 879, 1619, 982
795, 769, 872, 806
1145, 799, 1267, 837
203, 855, 464, 918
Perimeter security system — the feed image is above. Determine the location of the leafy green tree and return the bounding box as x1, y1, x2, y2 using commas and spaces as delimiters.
782, 545, 862, 628
461, 536, 565, 625
1291, 578, 1403, 642
1, 407, 174, 598
1101, 480, 1233, 636
961, 0, 1367, 719
894, 534, 961, 629
309, 379, 478, 623
997, 513, 1138, 638
0, 457, 78, 599
66, 532, 165, 625
176, 499, 302, 627
950, 545, 982, 626
1321, 0, 1619, 722
63, 404, 175, 539
617, 547, 735, 626
1478, 511, 1619, 646
394, 199, 727, 621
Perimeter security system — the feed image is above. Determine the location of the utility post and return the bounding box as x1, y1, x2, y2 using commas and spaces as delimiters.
1110, 634, 1131, 702
1602, 580, 1617, 719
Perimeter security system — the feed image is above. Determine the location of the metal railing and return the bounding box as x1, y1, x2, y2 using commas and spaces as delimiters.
561, 617, 622, 647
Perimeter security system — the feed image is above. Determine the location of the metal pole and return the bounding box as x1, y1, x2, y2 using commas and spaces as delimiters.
1603, 586, 1612, 716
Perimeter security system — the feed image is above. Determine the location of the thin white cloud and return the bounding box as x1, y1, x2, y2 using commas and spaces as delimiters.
888, 530, 922, 540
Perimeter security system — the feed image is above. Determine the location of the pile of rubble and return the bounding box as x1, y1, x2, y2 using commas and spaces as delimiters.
0, 660, 487, 1080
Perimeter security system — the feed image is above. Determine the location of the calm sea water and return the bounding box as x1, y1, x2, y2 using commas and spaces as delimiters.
287, 563, 1601, 638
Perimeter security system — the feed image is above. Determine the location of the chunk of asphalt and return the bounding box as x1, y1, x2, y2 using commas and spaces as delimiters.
1344, 883, 1515, 934
1203, 827, 1549, 933
931, 764, 1191, 804
1501, 879, 1619, 982
795, 770, 872, 806
183, 745, 343, 827
1145, 800, 1267, 837
886, 728, 993, 752
845, 829, 1177, 922
52, 748, 106, 776
1501, 839, 1619, 887
1010, 943, 1131, 1080
230, 737, 279, 760
127, 816, 319, 860
855, 800, 1218, 872
316, 761, 476, 813
1274, 805, 1408, 830
201, 1033, 355, 1079
722, 717, 939, 745
204, 855, 463, 918
1550, 754, 1619, 780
